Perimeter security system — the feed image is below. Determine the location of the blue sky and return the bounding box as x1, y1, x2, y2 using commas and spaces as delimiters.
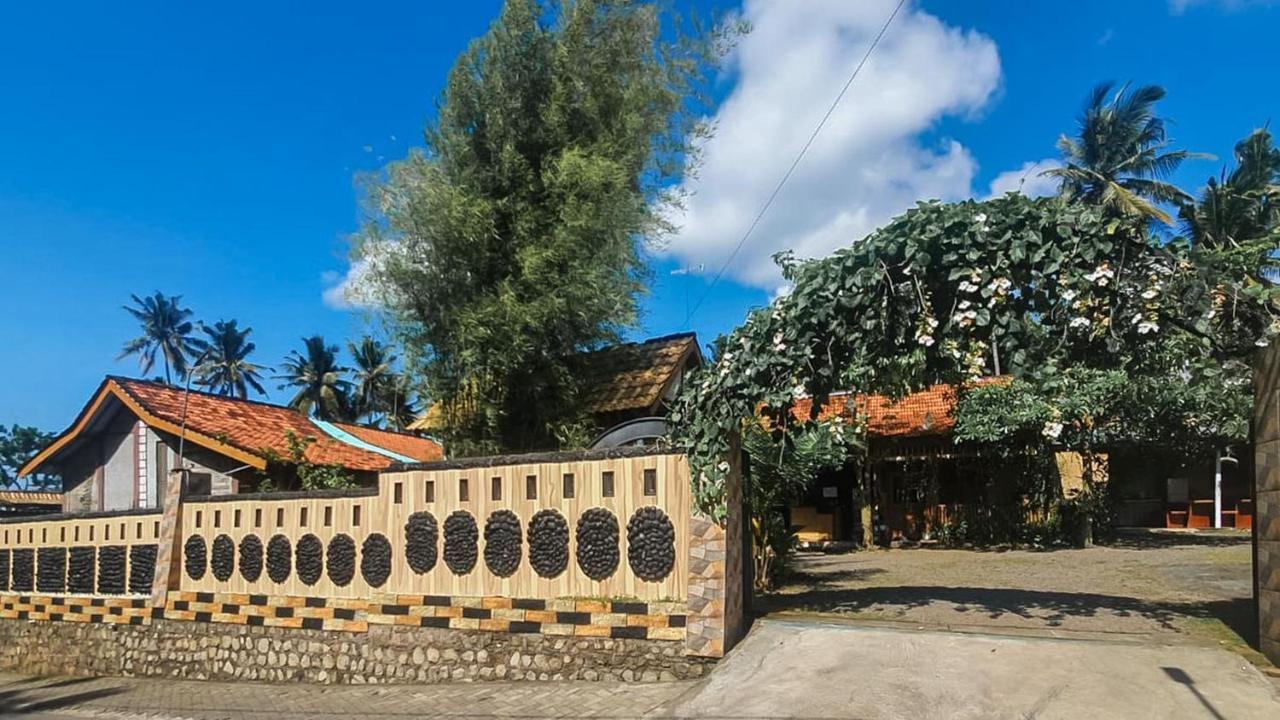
1, 0, 1277, 431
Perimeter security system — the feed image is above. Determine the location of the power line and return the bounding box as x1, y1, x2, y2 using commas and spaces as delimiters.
682, 0, 908, 325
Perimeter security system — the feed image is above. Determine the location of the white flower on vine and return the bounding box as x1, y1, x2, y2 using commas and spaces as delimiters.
1137, 321, 1160, 335
916, 333, 935, 347
1141, 289, 1159, 300
1258, 338, 1271, 348
716, 461, 730, 473
958, 300, 972, 310
792, 383, 806, 398
1069, 316, 1090, 329
974, 213, 988, 224
1062, 289, 1077, 301
1042, 421, 1064, 440
773, 332, 786, 352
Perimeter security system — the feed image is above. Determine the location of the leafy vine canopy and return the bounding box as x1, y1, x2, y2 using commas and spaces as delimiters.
670, 193, 1278, 518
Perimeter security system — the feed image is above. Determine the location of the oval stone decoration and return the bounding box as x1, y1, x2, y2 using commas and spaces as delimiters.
266, 534, 292, 584
443, 511, 478, 575
361, 533, 392, 588
483, 510, 522, 578
575, 508, 619, 581
327, 534, 356, 587
296, 533, 324, 586
626, 507, 675, 582
238, 534, 264, 582
183, 535, 207, 581
210, 534, 235, 582
527, 509, 569, 578
404, 511, 439, 574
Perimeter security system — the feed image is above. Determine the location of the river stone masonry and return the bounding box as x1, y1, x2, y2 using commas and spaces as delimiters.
0, 617, 711, 684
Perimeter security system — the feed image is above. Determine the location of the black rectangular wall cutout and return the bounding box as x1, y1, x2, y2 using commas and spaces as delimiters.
562, 473, 575, 499
213, 511, 221, 528
491, 476, 502, 501
459, 478, 469, 502
324, 506, 333, 527
154, 521, 160, 538
602, 471, 615, 497
300, 507, 308, 526
195, 511, 202, 528
526, 475, 538, 500
254, 509, 262, 527
276, 508, 285, 527
425, 480, 435, 503
393, 482, 403, 504
353, 505, 361, 526
643, 468, 657, 496
234, 509, 241, 528
136, 522, 142, 539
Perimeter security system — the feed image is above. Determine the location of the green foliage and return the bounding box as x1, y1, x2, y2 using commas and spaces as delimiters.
0, 425, 57, 490
275, 336, 354, 422
191, 319, 267, 399
350, 0, 738, 455
348, 336, 418, 428
1045, 82, 1202, 224
672, 193, 1275, 519
118, 292, 198, 385
742, 420, 851, 590
262, 430, 359, 491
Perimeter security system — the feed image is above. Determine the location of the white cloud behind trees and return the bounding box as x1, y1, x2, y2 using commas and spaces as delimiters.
658, 0, 1054, 291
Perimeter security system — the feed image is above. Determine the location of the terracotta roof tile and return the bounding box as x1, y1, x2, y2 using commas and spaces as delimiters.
575, 333, 701, 415
113, 378, 440, 471
790, 384, 958, 438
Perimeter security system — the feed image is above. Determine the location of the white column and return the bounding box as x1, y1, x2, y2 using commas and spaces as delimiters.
1213, 450, 1222, 530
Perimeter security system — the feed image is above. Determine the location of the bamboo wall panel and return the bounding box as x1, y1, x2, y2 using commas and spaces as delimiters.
0, 512, 163, 596
177, 453, 690, 602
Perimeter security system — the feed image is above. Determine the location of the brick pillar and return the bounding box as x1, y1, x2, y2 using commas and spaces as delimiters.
1257, 344, 1280, 663
685, 434, 745, 658
150, 469, 187, 605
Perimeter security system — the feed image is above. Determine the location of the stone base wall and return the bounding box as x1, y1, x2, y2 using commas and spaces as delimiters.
0, 617, 711, 684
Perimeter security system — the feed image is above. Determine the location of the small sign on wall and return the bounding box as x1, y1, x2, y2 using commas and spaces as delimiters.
821, 486, 838, 499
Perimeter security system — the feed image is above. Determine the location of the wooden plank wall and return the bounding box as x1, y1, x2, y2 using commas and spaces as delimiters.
0, 514, 162, 551
177, 453, 691, 602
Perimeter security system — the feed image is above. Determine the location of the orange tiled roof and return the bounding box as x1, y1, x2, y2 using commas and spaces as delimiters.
22, 377, 442, 476
790, 384, 960, 438
575, 333, 701, 415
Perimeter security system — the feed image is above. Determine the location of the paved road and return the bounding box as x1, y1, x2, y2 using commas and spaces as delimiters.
4, 619, 1279, 719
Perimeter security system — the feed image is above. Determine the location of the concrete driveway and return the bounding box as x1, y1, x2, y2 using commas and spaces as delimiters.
670, 619, 1280, 720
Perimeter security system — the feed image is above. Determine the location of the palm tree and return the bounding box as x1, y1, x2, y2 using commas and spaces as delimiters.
276, 336, 353, 421
1044, 82, 1202, 224
348, 336, 398, 424
381, 374, 422, 432
1181, 127, 1280, 249
190, 320, 267, 399
118, 292, 197, 384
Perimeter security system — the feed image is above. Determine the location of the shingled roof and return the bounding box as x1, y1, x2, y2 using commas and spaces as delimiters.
575, 333, 702, 416
21, 377, 442, 477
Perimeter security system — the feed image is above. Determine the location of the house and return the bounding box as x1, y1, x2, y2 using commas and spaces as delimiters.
785, 383, 1099, 544
407, 333, 703, 449
19, 377, 443, 514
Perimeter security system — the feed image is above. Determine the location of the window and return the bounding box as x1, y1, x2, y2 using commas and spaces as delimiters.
393, 482, 403, 504
562, 473, 575, 499
491, 476, 502, 501
424, 480, 435, 503
459, 478, 469, 502
601, 471, 615, 498
187, 472, 212, 496
643, 468, 657, 496
526, 475, 538, 500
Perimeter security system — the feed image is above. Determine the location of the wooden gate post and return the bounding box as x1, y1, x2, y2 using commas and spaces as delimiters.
150, 468, 187, 606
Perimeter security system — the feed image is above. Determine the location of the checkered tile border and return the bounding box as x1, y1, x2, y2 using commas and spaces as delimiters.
0, 592, 687, 641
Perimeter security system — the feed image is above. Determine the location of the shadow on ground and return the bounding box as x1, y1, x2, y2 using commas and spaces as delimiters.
0, 676, 124, 715
760, 585, 1257, 644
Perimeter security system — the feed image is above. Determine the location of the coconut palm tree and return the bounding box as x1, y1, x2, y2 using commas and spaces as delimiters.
1181, 127, 1280, 249
276, 336, 353, 421
381, 374, 422, 432
118, 292, 198, 384
348, 336, 398, 424
190, 320, 267, 399
1044, 82, 1202, 224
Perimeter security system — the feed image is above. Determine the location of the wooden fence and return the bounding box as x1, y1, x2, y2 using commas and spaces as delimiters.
176, 450, 690, 602
0, 509, 163, 595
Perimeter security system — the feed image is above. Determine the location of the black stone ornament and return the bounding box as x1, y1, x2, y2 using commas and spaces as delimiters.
68, 547, 96, 593
443, 511, 478, 575
483, 510, 522, 577
97, 546, 125, 594
296, 533, 323, 586
266, 534, 292, 584
327, 533, 356, 587
404, 511, 438, 574
527, 509, 569, 578
361, 533, 392, 587
210, 534, 235, 582
129, 544, 158, 594
37, 547, 66, 593
626, 506, 675, 582
183, 535, 207, 581
239, 534, 264, 582
11, 548, 33, 592
575, 508, 619, 581
0, 549, 11, 592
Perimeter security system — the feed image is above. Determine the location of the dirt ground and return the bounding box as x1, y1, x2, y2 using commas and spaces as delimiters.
762, 529, 1265, 663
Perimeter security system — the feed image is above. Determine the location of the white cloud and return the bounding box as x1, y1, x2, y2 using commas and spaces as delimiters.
1170, 0, 1276, 13
660, 0, 1002, 289
985, 159, 1062, 199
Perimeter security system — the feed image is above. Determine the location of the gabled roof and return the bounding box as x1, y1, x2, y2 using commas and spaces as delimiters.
575, 333, 702, 416
406, 333, 702, 432
20, 377, 442, 477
